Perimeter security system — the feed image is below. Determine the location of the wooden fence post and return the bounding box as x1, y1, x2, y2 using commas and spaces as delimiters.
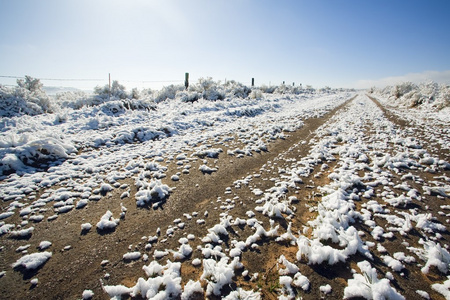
108, 73, 111, 101
185, 73, 189, 90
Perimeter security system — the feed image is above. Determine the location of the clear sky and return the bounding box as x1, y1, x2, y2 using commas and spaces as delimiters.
1, 0, 449, 90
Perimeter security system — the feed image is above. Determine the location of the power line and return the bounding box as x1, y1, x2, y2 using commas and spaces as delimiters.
0, 75, 104, 81
40, 78, 104, 82
0, 75, 184, 84
121, 80, 184, 83
0, 75, 23, 79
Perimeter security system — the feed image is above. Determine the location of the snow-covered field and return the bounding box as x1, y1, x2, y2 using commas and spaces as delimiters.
0, 80, 449, 299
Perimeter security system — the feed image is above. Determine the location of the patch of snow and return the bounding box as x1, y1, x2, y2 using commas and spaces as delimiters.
12, 251, 52, 270
96, 211, 119, 231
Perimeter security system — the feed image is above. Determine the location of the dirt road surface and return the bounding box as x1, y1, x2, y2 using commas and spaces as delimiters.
1, 93, 449, 299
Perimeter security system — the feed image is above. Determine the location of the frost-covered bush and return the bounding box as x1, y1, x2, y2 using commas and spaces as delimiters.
260, 84, 277, 94
94, 80, 129, 100
191, 77, 226, 101
275, 84, 300, 95
0, 76, 54, 117
122, 98, 156, 111
223, 80, 252, 98
56, 91, 100, 109
372, 81, 450, 109
64, 80, 154, 113
154, 84, 185, 103
249, 89, 263, 99
184, 78, 252, 101
176, 91, 201, 103
98, 100, 127, 115
56, 88, 155, 111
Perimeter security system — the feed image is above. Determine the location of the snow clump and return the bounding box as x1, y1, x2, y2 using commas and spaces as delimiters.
417, 240, 450, 274
12, 251, 52, 270
201, 256, 242, 296
135, 179, 171, 207
344, 260, 404, 299
103, 260, 182, 299
96, 211, 119, 231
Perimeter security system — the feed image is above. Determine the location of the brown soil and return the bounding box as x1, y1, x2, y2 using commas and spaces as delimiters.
1, 94, 449, 300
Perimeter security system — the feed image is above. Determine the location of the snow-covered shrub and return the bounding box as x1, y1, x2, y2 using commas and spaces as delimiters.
154, 84, 185, 103
17, 75, 44, 93
175, 91, 200, 103
198, 77, 225, 100
94, 80, 129, 100
188, 77, 226, 101
0, 76, 54, 117
260, 84, 277, 94
393, 82, 417, 100
56, 91, 99, 109
62, 80, 151, 113
249, 89, 263, 99
435, 84, 450, 109
56, 89, 155, 111
130, 87, 140, 99
98, 100, 127, 115
372, 81, 450, 109
274, 84, 304, 95
122, 98, 156, 111
223, 80, 252, 98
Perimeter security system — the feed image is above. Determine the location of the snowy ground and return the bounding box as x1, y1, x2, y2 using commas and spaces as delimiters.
0, 89, 449, 299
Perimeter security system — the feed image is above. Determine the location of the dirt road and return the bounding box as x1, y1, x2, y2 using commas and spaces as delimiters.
1, 93, 449, 299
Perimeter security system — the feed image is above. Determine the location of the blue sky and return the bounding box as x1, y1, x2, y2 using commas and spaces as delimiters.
1, 0, 449, 90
